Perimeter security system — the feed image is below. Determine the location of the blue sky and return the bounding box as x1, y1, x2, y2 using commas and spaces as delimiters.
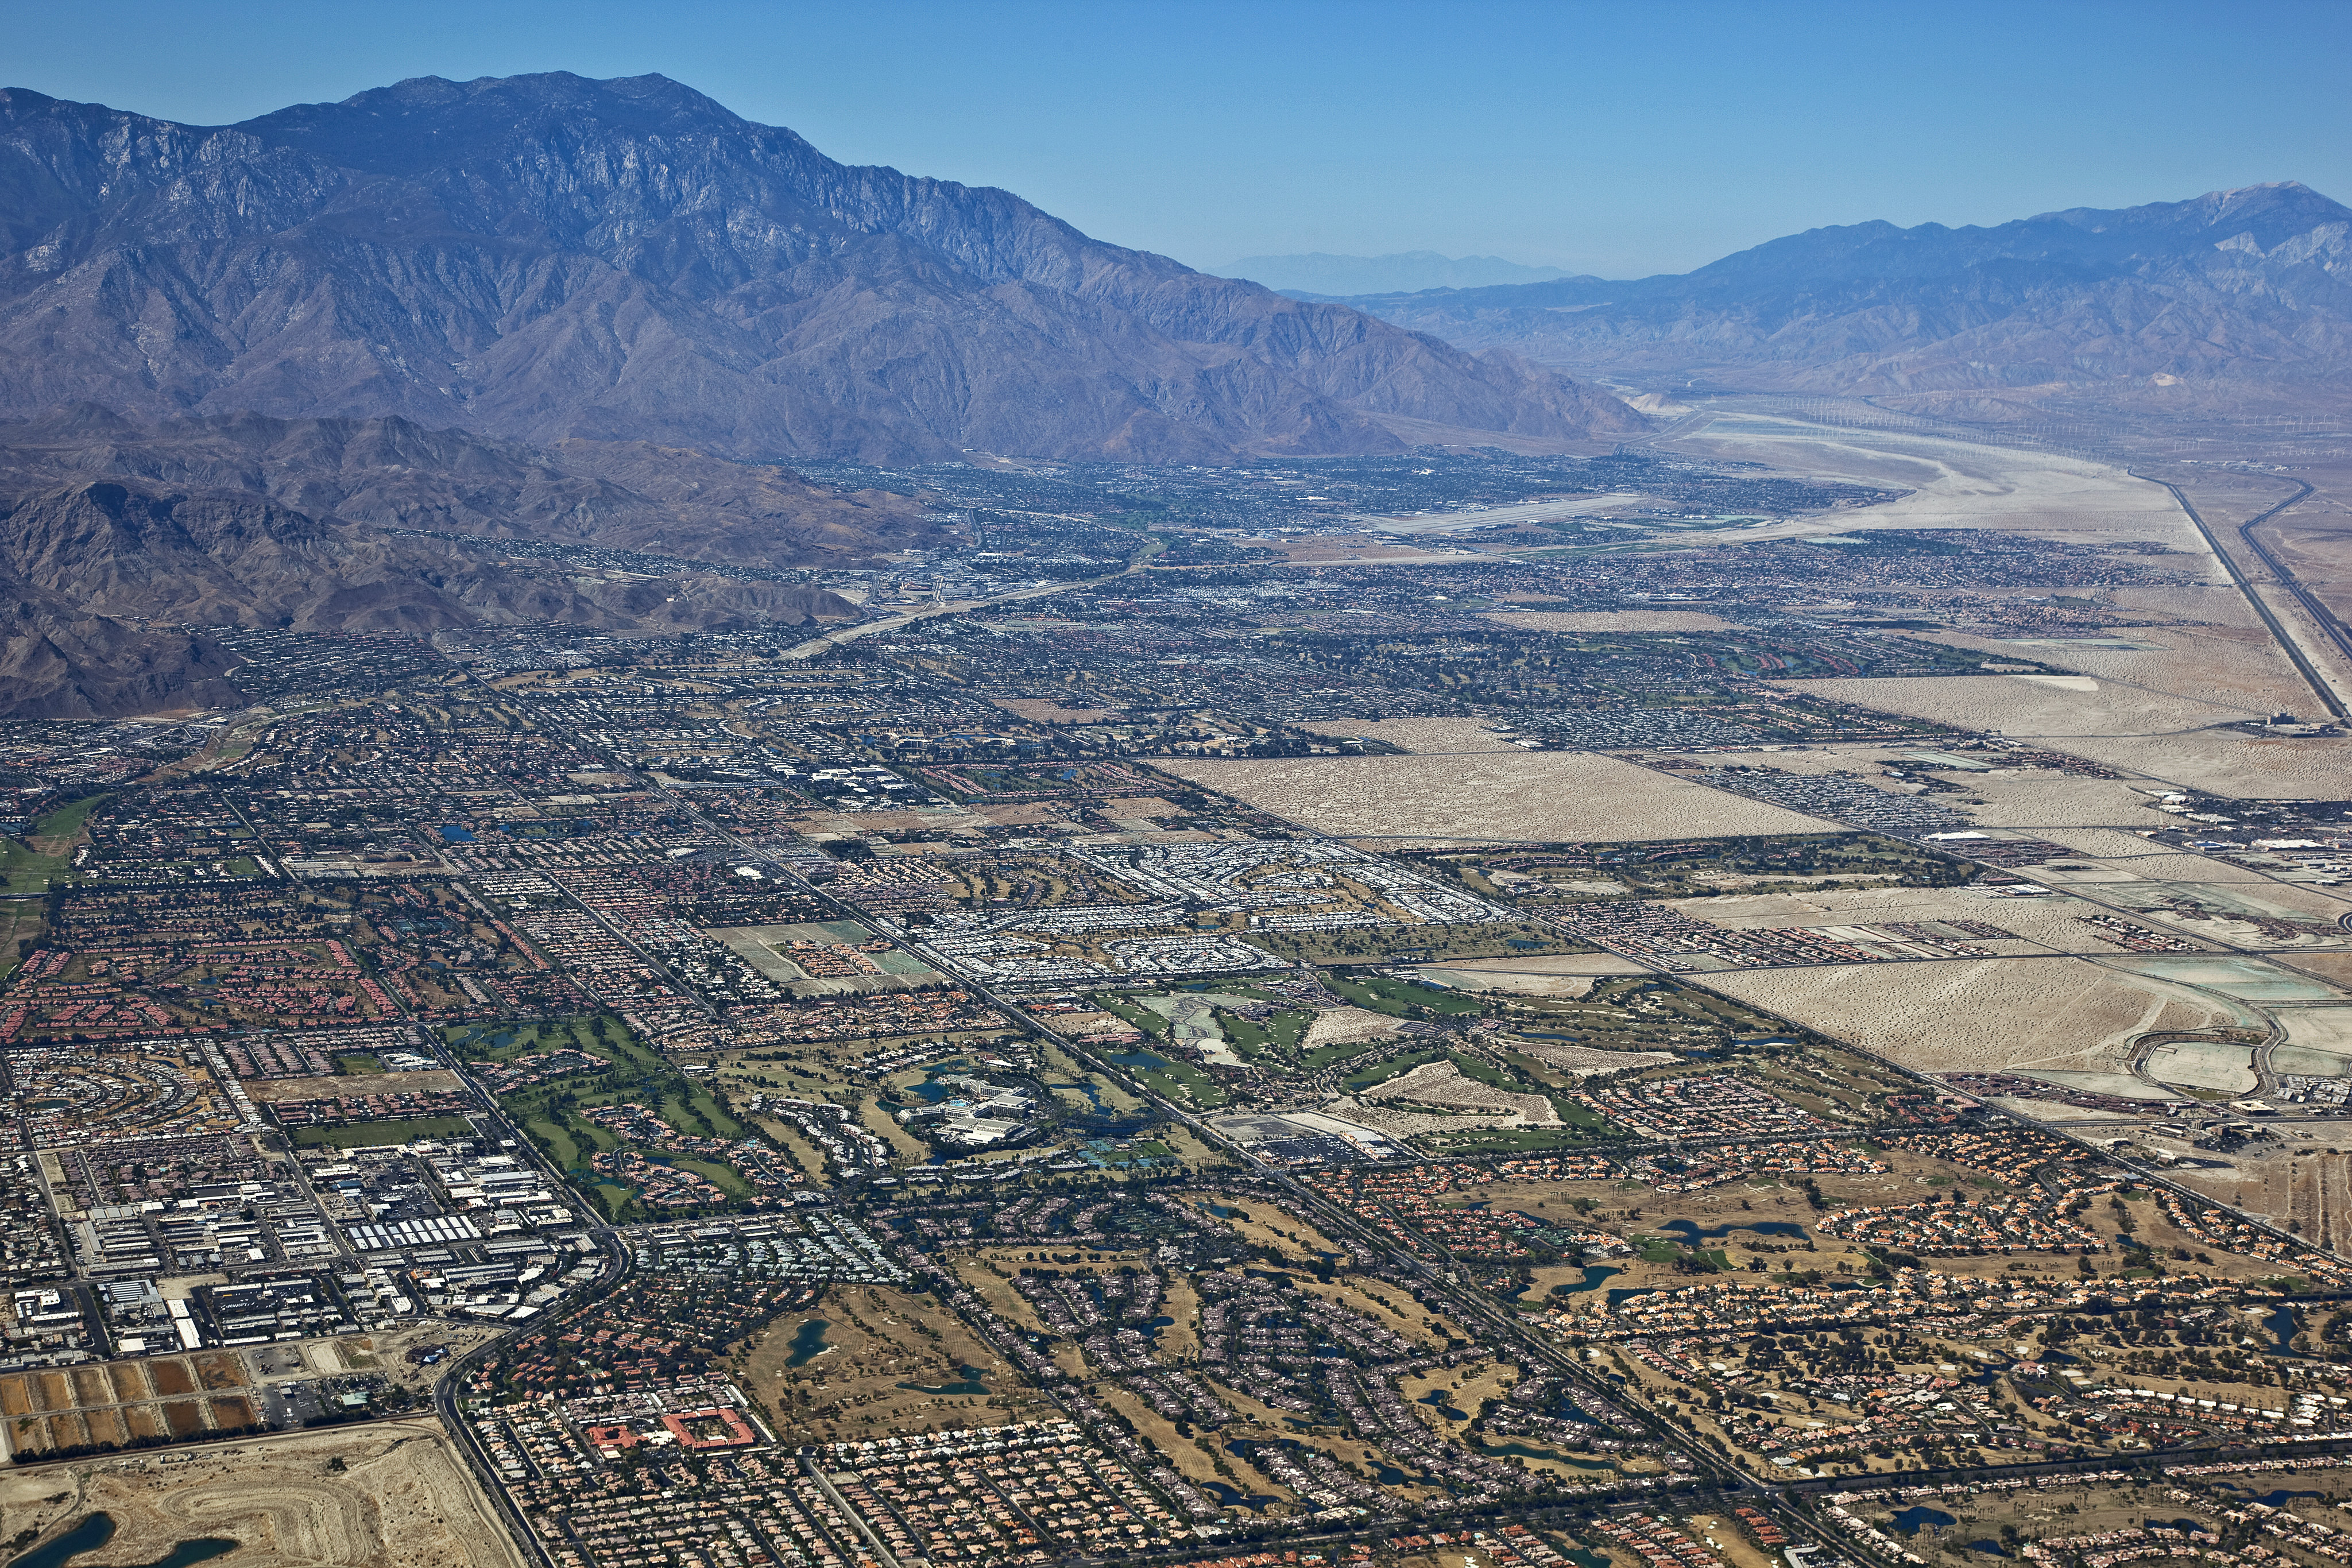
10, 0, 2349, 277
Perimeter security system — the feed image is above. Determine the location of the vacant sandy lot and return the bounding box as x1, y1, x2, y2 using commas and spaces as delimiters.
1693, 955, 2254, 1075
1784, 675, 2352, 795
1665, 884, 2145, 953
1786, 672, 2256, 738
1409, 953, 1655, 976
1412, 965, 1593, 997
1929, 622, 2314, 719
0, 1419, 522, 1568
1945, 773, 2171, 828
1163, 752, 1838, 842
2034, 826, 2184, 858
1358, 1059, 1559, 1124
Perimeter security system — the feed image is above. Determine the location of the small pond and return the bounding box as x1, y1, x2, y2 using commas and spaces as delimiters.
784, 1319, 834, 1368
898, 1364, 989, 1396
11, 1516, 237, 1568
1890, 1507, 1957, 1536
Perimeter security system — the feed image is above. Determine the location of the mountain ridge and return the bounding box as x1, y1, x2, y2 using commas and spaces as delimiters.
1320, 181, 2352, 406
0, 72, 1646, 463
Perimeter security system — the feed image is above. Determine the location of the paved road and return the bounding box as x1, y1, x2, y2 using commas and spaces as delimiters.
2135, 472, 2345, 718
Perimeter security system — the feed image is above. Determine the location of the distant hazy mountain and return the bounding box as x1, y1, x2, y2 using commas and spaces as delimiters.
0, 73, 1645, 464
1216, 251, 1575, 296
1328, 184, 2352, 411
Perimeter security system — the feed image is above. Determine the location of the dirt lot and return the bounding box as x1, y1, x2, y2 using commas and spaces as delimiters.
0, 1418, 522, 1568
1162, 752, 1839, 843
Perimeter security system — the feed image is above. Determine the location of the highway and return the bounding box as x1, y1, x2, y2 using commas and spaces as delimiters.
2133, 472, 2346, 719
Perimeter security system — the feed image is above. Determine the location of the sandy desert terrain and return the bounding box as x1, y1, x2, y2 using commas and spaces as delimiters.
1780, 673, 2350, 791
1693, 955, 2254, 1075
1161, 751, 1838, 842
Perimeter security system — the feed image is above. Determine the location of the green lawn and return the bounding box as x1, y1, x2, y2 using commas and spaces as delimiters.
1221, 1007, 1311, 1062
292, 1116, 471, 1148
469, 1015, 756, 1218
1093, 996, 1169, 1039
1132, 1057, 1227, 1107
1328, 973, 1484, 1018
1303, 1035, 1393, 1070
1343, 1048, 1442, 1090
1419, 1123, 1605, 1155
1, 795, 106, 895
671, 1155, 753, 1198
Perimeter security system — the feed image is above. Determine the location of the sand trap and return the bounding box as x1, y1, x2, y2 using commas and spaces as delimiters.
1163, 752, 1839, 842
1693, 956, 2257, 1075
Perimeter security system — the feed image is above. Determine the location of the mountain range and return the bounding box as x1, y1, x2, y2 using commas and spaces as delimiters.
0, 72, 1645, 465
1327, 183, 2352, 419
1213, 251, 1573, 296
0, 69, 1656, 718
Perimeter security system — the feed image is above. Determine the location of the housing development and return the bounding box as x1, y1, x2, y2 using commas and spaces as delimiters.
9, 426, 2352, 1568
